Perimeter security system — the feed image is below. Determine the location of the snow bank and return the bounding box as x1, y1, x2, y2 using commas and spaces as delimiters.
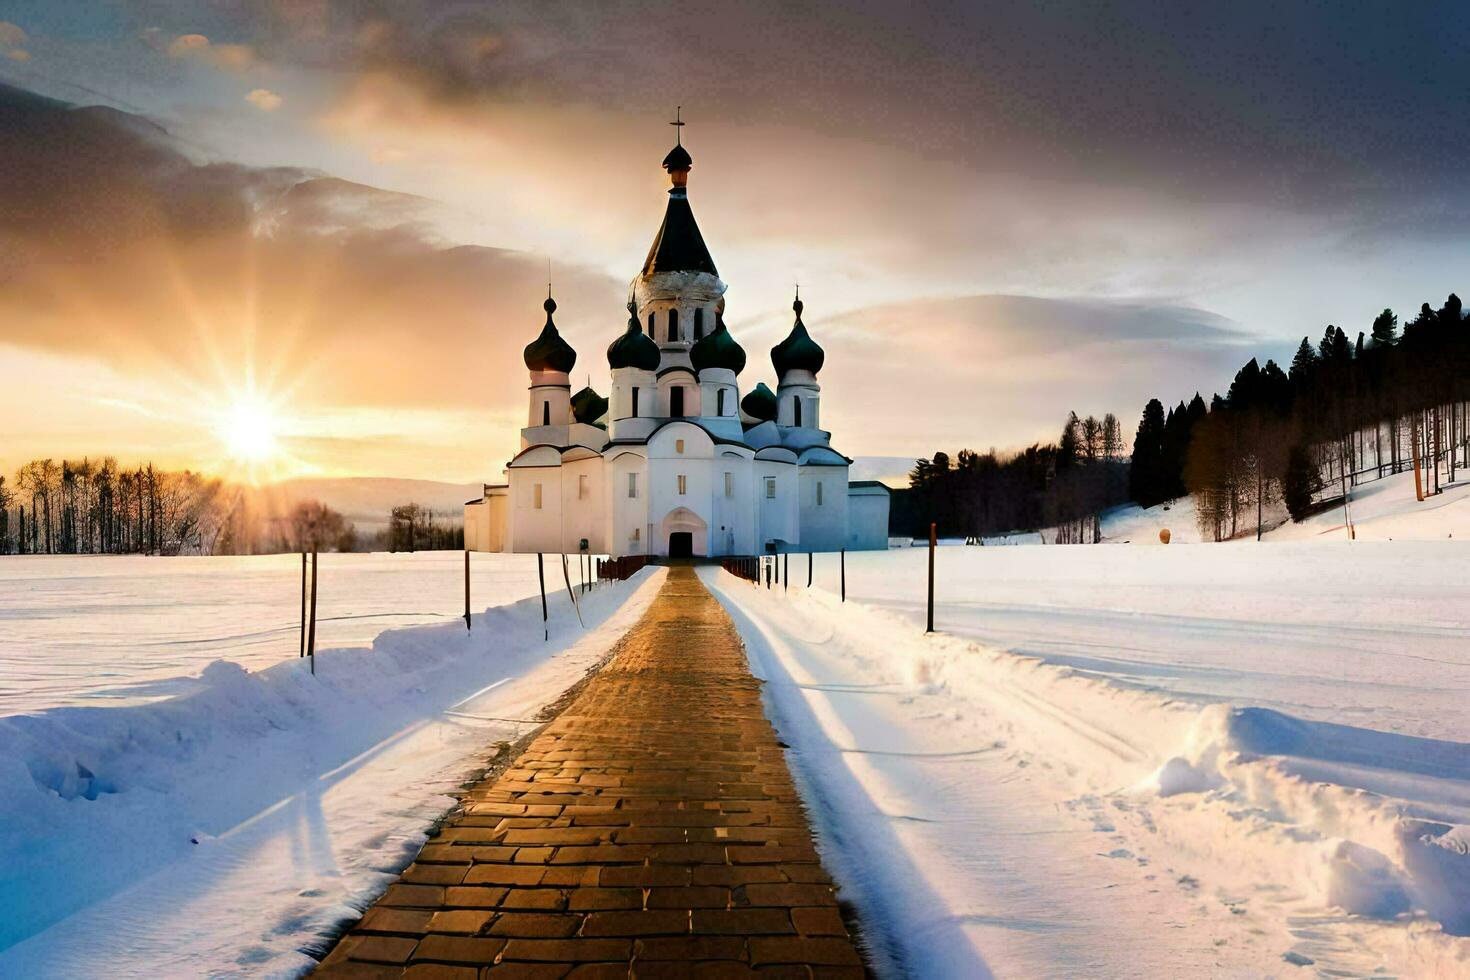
703, 556, 1470, 977
0, 568, 662, 975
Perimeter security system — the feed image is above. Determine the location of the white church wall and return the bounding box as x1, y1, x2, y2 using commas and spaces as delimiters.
710, 449, 757, 555
606, 449, 650, 556
647, 423, 716, 556
506, 463, 565, 554
847, 484, 891, 551
798, 465, 849, 552
754, 456, 799, 551
559, 454, 607, 554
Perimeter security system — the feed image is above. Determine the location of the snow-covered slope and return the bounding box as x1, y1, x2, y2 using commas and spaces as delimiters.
704, 544, 1470, 977
1096, 467, 1470, 545
0, 569, 661, 975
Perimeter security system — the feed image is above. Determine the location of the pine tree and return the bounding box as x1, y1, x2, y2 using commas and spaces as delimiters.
1130, 398, 1167, 506
1283, 444, 1321, 521
1370, 308, 1397, 347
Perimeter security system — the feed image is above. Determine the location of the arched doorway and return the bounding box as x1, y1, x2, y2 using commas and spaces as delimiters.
659, 506, 708, 557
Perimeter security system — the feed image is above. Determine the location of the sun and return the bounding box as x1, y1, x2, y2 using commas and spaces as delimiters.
221, 398, 280, 462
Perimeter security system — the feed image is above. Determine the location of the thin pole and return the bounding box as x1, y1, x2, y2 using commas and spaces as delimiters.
307, 549, 319, 673
841, 548, 846, 602
783, 553, 788, 593
926, 523, 936, 633
537, 553, 548, 641
807, 552, 813, 587
299, 550, 306, 657
464, 549, 471, 631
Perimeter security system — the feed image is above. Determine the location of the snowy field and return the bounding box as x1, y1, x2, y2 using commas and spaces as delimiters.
703, 537, 1470, 976
0, 551, 570, 714
0, 555, 658, 976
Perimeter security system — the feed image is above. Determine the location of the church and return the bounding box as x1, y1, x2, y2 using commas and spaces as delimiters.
464, 124, 889, 559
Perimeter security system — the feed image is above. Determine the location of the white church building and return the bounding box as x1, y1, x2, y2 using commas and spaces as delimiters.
464, 127, 888, 559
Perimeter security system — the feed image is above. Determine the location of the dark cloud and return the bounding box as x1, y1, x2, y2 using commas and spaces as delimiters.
86, 1, 1470, 209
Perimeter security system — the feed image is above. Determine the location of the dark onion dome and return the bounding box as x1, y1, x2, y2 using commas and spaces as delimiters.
607, 301, 660, 371
689, 312, 746, 375
770, 295, 825, 376
570, 386, 609, 426
523, 295, 577, 373
741, 381, 778, 422
662, 142, 692, 173
641, 143, 718, 278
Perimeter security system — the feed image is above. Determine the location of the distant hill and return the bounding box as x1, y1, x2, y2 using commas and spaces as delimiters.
247, 477, 482, 533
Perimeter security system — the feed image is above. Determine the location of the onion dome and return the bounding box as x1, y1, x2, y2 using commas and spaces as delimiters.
523, 295, 577, 373
690, 312, 746, 375
770, 294, 825, 377
607, 301, 660, 371
662, 143, 692, 175
570, 386, 609, 426
741, 381, 778, 422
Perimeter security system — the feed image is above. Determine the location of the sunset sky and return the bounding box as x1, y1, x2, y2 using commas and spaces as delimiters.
3, 2, 1469, 484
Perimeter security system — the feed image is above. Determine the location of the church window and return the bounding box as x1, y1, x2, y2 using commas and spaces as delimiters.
816, 481, 824, 506
533, 483, 543, 509
716, 389, 726, 416
647, 312, 655, 336
765, 477, 776, 499
668, 308, 679, 342
670, 386, 685, 416
628, 473, 638, 498
632, 387, 640, 417
578, 474, 588, 499
694, 307, 705, 339
725, 472, 734, 497
793, 397, 802, 427
675, 439, 685, 454
677, 474, 687, 495
543, 401, 550, 426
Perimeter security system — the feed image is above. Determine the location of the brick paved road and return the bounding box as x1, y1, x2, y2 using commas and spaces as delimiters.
316, 566, 865, 978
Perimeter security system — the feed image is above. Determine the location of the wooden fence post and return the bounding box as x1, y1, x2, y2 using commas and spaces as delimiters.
464, 548, 471, 631
783, 553, 788, 593
537, 553, 548, 641
307, 548, 319, 673
926, 523, 936, 633
299, 550, 307, 657
840, 548, 846, 603
807, 552, 812, 587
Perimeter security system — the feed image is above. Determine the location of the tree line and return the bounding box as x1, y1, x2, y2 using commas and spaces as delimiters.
893, 412, 1129, 543
0, 457, 465, 556
1130, 293, 1470, 540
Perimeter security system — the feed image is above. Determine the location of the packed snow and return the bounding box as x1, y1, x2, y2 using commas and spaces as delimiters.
0, 558, 660, 976
702, 538, 1470, 977
0, 551, 565, 714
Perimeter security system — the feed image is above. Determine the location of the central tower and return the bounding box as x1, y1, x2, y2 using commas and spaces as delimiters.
632, 115, 727, 397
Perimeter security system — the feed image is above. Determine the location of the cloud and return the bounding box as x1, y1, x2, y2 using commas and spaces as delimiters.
244, 87, 281, 111
0, 20, 28, 60
810, 294, 1258, 455
0, 82, 625, 457
166, 33, 255, 71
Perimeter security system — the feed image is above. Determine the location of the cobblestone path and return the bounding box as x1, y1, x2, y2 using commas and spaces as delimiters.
317, 566, 865, 978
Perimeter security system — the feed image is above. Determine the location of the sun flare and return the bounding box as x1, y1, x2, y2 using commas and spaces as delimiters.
221, 398, 280, 462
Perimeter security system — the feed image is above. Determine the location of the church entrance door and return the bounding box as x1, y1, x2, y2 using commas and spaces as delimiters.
668, 532, 694, 558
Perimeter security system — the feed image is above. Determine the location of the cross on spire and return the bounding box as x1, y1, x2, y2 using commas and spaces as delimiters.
670, 106, 685, 145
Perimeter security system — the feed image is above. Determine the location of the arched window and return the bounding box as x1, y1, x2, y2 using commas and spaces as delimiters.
693, 308, 705, 339
543, 401, 550, 426
632, 387, 640, 417
716, 389, 727, 416
793, 397, 802, 427
670, 386, 685, 417
647, 312, 655, 337
668, 308, 680, 343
